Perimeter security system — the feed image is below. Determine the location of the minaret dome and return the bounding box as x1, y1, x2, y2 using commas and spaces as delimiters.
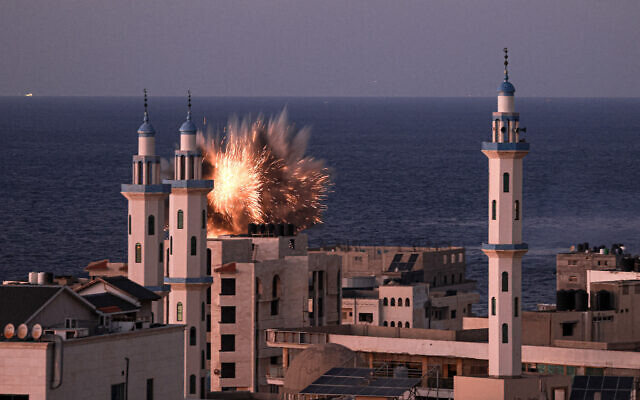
179, 90, 197, 151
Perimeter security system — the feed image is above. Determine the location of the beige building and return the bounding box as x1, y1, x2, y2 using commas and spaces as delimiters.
556, 250, 626, 291
0, 284, 184, 400
206, 232, 341, 394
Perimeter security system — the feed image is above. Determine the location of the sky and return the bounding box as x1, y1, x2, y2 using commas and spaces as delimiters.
1, 0, 639, 97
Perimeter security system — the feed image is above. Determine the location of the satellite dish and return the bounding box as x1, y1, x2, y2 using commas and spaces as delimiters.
32, 324, 43, 340
4, 323, 15, 339
17, 324, 28, 339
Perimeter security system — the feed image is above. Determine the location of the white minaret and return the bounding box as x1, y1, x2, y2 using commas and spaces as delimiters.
481, 49, 528, 377
164, 91, 213, 399
121, 89, 170, 323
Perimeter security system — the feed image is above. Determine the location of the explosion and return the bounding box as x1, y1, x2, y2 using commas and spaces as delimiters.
198, 110, 331, 237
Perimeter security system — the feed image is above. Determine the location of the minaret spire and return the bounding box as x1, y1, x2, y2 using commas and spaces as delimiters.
187, 89, 192, 121
143, 88, 149, 123
503, 47, 509, 81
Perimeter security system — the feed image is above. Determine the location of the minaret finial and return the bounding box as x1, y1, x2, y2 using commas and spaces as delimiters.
187, 89, 192, 121
143, 88, 149, 122
503, 47, 509, 81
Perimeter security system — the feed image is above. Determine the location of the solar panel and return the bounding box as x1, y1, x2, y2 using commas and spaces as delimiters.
588, 376, 604, 390
569, 389, 585, 400
324, 367, 344, 376
573, 376, 589, 389
603, 377, 619, 390
392, 254, 403, 262
614, 391, 631, 400
618, 377, 633, 390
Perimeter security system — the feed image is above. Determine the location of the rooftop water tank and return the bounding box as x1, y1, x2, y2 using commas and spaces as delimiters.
37, 272, 53, 285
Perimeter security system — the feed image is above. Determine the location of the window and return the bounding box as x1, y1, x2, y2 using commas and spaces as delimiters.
206, 343, 211, 360
135, 243, 142, 263
221, 363, 236, 378
221, 278, 236, 295
397, 298, 402, 307
443, 255, 448, 264
458, 253, 464, 262
202, 209, 206, 229
358, 313, 373, 323
502, 271, 508, 292
201, 302, 205, 321
200, 378, 205, 399
221, 334, 235, 351
390, 298, 395, 306
128, 215, 131, 235
207, 314, 211, 332
146, 378, 154, 400
492, 200, 497, 220
405, 322, 410, 328
444, 275, 447, 285
180, 156, 185, 180
562, 322, 575, 337
170, 236, 173, 255
451, 274, 455, 284
405, 298, 410, 307
189, 374, 196, 394
159, 242, 163, 262
166, 249, 170, 275
177, 210, 184, 229
271, 275, 281, 316
190, 236, 197, 256
397, 321, 402, 327
514, 200, 520, 220
514, 297, 519, 317
432, 277, 437, 287
383, 297, 388, 306
148, 215, 155, 235
491, 297, 496, 315
177, 302, 183, 321
221, 306, 236, 323
390, 321, 395, 327
206, 249, 211, 275
451, 310, 457, 319
207, 287, 211, 304
111, 383, 125, 400
138, 161, 143, 184
201, 351, 205, 369
451, 254, 456, 264
502, 323, 508, 343
383, 321, 388, 326
503, 172, 510, 193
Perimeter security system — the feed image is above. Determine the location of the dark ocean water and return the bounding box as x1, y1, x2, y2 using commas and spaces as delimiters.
1, 96, 640, 312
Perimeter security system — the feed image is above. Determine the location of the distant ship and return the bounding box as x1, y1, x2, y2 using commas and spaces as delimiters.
24, 93, 33, 97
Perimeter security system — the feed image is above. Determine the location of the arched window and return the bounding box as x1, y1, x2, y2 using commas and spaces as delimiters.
383, 321, 388, 327
502, 271, 508, 292
206, 249, 211, 275
177, 302, 183, 321
189, 374, 196, 394
390, 298, 396, 307
137, 161, 143, 184
502, 323, 508, 343
405, 322, 410, 328
206, 287, 211, 305
390, 321, 395, 327
451, 274, 455, 284
201, 350, 205, 369
177, 210, 184, 229
491, 297, 496, 316
397, 321, 402, 327
170, 236, 173, 255
514, 200, 520, 220
146, 161, 151, 184
397, 298, 402, 307
148, 215, 155, 236
180, 156, 186, 180
492, 200, 497, 220
166, 249, 170, 276
128, 215, 131, 235
271, 275, 281, 316
135, 243, 142, 263
159, 242, 163, 262
190, 236, 197, 256
514, 297, 519, 317
201, 302, 205, 321
188, 156, 194, 179
202, 210, 206, 229
383, 297, 388, 306
190, 326, 196, 346
405, 298, 410, 307
503, 173, 510, 193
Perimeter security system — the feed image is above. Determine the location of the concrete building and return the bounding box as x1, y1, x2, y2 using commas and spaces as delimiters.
312, 245, 469, 289
341, 281, 479, 330
206, 231, 341, 393
556, 249, 626, 291
0, 284, 184, 400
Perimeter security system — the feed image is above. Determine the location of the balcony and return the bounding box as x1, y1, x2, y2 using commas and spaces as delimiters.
265, 365, 285, 386
265, 329, 328, 348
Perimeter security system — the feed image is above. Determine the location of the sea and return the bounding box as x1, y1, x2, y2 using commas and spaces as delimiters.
1, 96, 640, 313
